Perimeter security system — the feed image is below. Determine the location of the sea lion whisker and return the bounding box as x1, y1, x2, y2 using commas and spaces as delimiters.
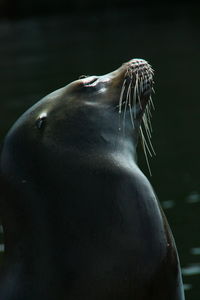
140, 125, 153, 158
146, 104, 153, 133
118, 78, 127, 131
146, 102, 152, 118
137, 91, 142, 110
136, 75, 142, 109
133, 75, 138, 118
143, 113, 152, 138
142, 113, 156, 156
139, 127, 152, 176
128, 82, 135, 130
119, 79, 127, 114
142, 122, 153, 157
122, 89, 129, 135
141, 73, 145, 94
150, 96, 155, 110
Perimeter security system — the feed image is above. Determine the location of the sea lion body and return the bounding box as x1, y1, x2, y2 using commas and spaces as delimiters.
0, 59, 185, 299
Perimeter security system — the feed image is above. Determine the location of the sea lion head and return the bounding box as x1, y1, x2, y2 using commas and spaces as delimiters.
1, 58, 154, 185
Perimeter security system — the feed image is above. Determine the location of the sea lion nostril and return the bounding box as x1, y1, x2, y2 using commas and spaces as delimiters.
79, 75, 88, 79
83, 76, 98, 87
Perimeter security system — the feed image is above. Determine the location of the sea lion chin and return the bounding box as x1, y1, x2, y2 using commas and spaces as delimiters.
0, 59, 185, 300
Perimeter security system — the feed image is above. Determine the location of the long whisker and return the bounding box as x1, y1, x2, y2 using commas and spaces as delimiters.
146, 104, 153, 133
150, 96, 155, 110
140, 127, 152, 176
128, 81, 135, 130
118, 77, 128, 131
119, 79, 127, 114
143, 113, 152, 139
133, 75, 138, 118
122, 88, 129, 135
142, 114, 156, 156
136, 74, 142, 110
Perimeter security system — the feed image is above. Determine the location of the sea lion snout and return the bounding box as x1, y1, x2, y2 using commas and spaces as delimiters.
75, 59, 154, 112
102, 58, 154, 105
124, 58, 154, 94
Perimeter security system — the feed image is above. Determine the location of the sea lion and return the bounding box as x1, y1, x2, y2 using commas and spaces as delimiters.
0, 59, 185, 300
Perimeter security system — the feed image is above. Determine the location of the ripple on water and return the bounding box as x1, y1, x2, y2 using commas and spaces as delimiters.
161, 200, 175, 209
186, 192, 200, 204
0, 244, 4, 252
190, 247, 200, 255
183, 283, 192, 291
182, 264, 200, 276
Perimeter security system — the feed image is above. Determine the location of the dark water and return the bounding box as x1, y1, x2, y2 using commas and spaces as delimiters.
0, 10, 199, 299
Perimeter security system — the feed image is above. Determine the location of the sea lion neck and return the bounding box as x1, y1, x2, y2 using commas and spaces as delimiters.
0, 108, 140, 268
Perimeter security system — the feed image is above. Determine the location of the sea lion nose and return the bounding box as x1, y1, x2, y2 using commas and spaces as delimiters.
82, 76, 99, 87
127, 58, 149, 67
126, 58, 154, 77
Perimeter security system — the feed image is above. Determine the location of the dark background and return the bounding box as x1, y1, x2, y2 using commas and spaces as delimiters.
0, 1, 200, 299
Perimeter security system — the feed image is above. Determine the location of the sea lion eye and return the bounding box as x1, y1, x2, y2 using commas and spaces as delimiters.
35, 112, 47, 130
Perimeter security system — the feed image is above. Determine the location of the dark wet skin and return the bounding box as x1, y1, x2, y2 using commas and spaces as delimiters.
0, 59, 185, 299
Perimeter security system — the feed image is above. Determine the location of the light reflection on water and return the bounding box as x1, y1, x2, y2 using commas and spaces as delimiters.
190, 248, 200, 255
183, 283, 193, 291
161, 200, 175, 209
161, 192, 200, 298
185, 192, 200, 204
0, 244, 4, 252
182, 264, 200, 276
